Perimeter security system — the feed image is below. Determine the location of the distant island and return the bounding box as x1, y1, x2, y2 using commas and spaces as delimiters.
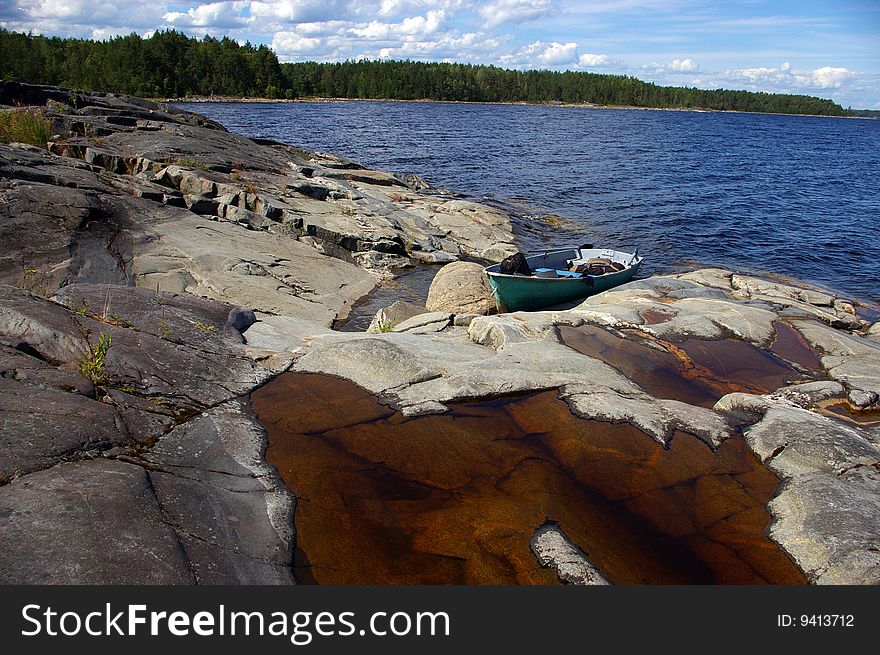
0, 28, 852, 117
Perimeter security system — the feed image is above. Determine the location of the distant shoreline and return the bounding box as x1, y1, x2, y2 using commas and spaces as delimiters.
164, 95, 870, 120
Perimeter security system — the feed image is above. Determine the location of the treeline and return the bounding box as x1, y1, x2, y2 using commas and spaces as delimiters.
0, 29, 851, 116
0, 29, 282, 98
282, 60, 850, 115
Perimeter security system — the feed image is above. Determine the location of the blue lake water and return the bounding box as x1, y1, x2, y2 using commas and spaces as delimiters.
176, 101, 880, 304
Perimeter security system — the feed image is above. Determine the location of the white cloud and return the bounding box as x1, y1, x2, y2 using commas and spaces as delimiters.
7, 0, 163, 34
374, 31, 505, 61
670, 58, 698, 72
479, 0, 553, 29
728, 62, 854, 90
538, 41, 578, 66
164, 2, 248, 29
249, 0, 348, 24
17, 0, 90, 20
578, 52, 609, 67
271, 30, 322, 55
501, 40, 605, 69
352, 10, 446, 38
810, 66, 852, 88
295, 20, 351, 36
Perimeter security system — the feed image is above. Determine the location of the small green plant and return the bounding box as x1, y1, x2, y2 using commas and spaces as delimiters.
368, 315, 395, 333
158, 319, 173, 340
78, 333, 112, 385
45, 99, 70, 114
72, 299, 90, 317
231, 158, 243, 181
193, 321, 216, 333
0, 108, 53, 146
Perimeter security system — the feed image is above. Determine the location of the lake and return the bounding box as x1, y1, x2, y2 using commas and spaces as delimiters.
175, 101, 880, 304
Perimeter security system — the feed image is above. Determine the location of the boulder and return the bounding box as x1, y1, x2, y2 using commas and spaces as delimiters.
426, 261, 497, 315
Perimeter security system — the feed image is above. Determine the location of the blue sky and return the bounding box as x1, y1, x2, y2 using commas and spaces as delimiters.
2, 0, 878, 107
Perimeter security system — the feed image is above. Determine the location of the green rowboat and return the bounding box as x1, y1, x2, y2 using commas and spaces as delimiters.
485, 246, 642, 312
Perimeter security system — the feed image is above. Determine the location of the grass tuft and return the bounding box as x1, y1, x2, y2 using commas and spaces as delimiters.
78, 333, 112, 386
0, 108, 53, 146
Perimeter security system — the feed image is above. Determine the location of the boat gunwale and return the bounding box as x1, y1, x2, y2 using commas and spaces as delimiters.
484, 247, 643, 281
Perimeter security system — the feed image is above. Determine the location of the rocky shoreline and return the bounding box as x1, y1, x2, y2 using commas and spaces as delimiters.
1, 81, 877, 584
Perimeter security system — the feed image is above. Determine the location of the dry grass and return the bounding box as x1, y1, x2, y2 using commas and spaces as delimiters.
0, 108, 52, 146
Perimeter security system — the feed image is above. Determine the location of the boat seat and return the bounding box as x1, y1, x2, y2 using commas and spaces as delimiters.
555, 270, 581, 278
533, 268, 558, 278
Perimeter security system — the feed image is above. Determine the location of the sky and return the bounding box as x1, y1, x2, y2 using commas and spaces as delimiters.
1, 0, 878, 108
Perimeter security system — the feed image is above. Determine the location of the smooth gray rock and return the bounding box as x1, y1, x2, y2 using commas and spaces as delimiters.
644, 297, 778, 346
0, 459, 193, 584
241, 314, 332, 354
132, 211, 375, 326
138, 401, 295, 584
391, 311, 452, 334
794, 320, 880, 408
745, 406, 878, 478
0, 343, 93, 395
0, 285, 89, 365
769, 468, 880, 584
0, 378, 126, 480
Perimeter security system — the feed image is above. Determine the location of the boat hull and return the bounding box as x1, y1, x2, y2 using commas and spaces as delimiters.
485, 248, 641, 312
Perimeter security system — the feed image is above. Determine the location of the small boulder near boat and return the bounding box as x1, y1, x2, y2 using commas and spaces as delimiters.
485, 245, 643, 312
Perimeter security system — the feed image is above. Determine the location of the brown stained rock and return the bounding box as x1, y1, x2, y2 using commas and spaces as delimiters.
640, 309, 675, 325
770, 321, 823, 371
559, 324, 813, 408
254, 372, 805, 585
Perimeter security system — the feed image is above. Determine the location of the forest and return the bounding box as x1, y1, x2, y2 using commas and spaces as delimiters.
0, 29, 853, 117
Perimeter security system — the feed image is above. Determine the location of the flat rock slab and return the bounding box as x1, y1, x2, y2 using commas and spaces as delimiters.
769, 467, 880, 584
139, 401, 294, 584
0, 285, 89, 365
0, 459, 193, 584
0, 377, 125, 480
